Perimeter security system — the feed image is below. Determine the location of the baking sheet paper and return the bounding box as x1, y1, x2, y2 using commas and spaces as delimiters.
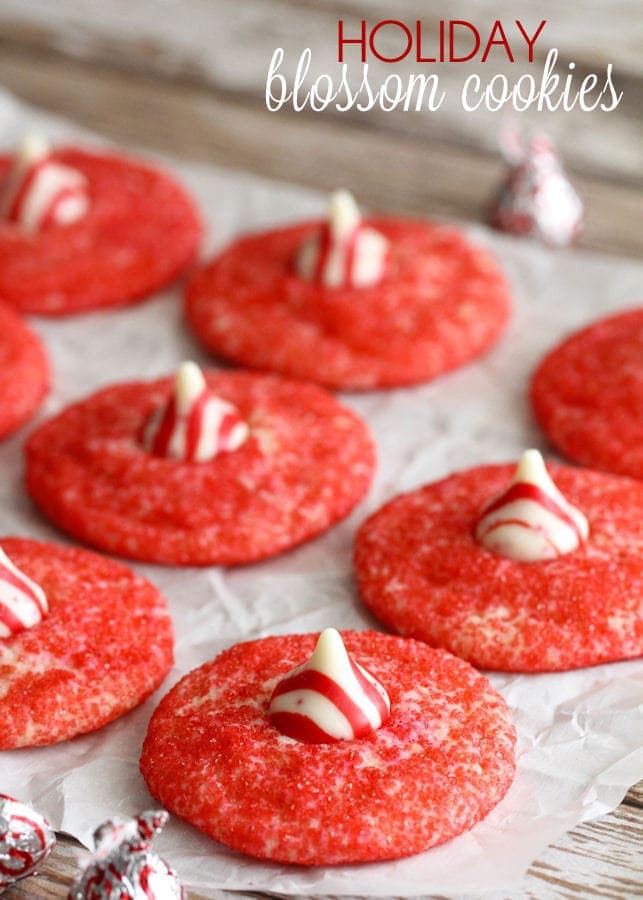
0, 88, 641, 897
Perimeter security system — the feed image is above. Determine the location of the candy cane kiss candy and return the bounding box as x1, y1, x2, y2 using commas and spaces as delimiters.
0, 794, 56, 890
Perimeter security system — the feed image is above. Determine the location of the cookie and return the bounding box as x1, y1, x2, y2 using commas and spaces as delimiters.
531, 308, 643, 479
185, 195, 511, 390
25, 367, 375, 565
0, 302, 48, 439
0, 537, 173, 749
0, 144, 201, 315
355, 459, 643, 672
140, 630, 516, 865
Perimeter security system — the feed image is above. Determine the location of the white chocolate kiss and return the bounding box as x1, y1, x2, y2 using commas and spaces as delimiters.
0, 546, 48, 639
295, 190, 389, 289
475, 449, 589, 562
142, 361, 249, 463
268, 628, 390, 743
0, 136, 89, 233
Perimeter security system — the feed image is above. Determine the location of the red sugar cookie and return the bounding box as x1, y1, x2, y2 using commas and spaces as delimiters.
0, 302, 48, 438
140, 631, 516, 865
26, 371, 375, 565
531, 308, 643, 479
355, 464, 643, 672
185, 219, 511, 390
0, 538, 173, 749
0, 148, 201, 315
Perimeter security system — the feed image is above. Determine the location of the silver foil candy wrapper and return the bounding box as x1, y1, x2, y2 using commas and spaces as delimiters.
0, 793, 56, 890
490, 130, 583, 247
68, 810, 185, 900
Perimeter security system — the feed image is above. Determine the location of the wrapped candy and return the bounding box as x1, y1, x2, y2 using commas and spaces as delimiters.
0, 794, 56, 889
68, 810, 184, 900
489, 129, 583, 247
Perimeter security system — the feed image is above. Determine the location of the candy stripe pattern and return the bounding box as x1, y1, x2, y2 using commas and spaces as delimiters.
490, 131, 583, 248
268, 628, 390, 743
0, 546, 48, 639
0, 794, 56, 890
296, 190, 389, 289
69, 810, 185, 900
0, 137, 88, 234
143, 361, 249, 463
475, 449, 589, 562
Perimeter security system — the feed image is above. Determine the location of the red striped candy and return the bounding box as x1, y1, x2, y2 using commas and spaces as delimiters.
142, 362, 248, 463
0, 546, 48, 639
295, 190, 389, 289
475, 449, 589, 562
0, 138, 88, 234
490, 131, 583, 247
69, 811, 185, 900
268, 628, 390, 743
0, 794, 56, 889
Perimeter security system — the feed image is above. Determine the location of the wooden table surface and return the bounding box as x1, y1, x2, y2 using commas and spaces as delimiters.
1, 2, 641, 897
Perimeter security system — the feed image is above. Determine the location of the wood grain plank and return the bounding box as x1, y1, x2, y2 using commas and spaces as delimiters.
0, 1, 640, 185
0, 45, 640, 259
623, 781, 643, 808
528, 802, 643, 898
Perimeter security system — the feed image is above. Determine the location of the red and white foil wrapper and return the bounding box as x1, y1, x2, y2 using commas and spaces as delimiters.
0, 794, 56, 890
295, 190, 389, 289
475, 449, 589, 563
489, 130, 583, 247
0, 545, 48, 639
68, 810, 185, 900
269, 628, 390, 743
142, 361, 249, 463
0, 136, 89, 234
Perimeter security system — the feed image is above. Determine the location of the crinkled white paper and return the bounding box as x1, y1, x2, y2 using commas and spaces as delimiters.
0, 89, 641, 897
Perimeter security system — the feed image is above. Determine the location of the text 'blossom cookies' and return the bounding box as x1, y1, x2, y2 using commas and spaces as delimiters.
26, 366, 375, 565
186, 190, 511, 389
0, 138, 201, 315
355, 458, 643, 671
0, 538, 173, 749
141, 631, 515, 865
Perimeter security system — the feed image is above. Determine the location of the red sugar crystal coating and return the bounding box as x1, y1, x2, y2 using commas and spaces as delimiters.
0, 149, 201, 315
0, 538, 173, 749
531, 308, 643, 479
0, 302, 48, 439
26, 371, 375, 565
185, 219, 511, 390
355, 464, 643, 672
141, 631, 516, 865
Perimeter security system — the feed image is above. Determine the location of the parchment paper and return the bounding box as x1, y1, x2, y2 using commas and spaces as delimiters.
0, 88, 641, 897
